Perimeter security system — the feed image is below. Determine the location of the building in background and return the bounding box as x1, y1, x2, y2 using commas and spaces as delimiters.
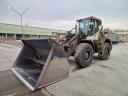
116, 32, 128, 42
0, 23, 65, 40
108, 31, 128, 43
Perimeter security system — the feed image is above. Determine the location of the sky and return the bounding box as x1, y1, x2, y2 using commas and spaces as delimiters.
0, 0, 128, 30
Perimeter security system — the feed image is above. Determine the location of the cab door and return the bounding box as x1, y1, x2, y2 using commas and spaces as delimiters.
93, 20, 100, 41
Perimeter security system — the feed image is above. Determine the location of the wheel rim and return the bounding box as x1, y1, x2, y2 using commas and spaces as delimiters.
84, 51, 91, 60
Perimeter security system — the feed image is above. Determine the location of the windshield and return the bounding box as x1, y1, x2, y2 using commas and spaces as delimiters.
76, 19, 93, 34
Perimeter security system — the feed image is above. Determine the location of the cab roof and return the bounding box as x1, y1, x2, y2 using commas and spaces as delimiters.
76, 16, 101, 22
76, 16, 102, 25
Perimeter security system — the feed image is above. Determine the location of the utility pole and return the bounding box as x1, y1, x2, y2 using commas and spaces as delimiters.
8, 7, 29, 38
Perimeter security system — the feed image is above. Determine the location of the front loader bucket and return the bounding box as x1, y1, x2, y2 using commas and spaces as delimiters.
11, 38, 69, 91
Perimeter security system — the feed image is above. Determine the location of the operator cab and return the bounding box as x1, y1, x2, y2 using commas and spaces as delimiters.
76, 16, 102, 36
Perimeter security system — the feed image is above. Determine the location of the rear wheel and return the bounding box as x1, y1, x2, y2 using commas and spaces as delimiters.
75, 43, 93, 68
98, 42, 111, 60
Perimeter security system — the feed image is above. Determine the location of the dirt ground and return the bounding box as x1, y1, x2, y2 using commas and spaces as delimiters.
0, 43, 128, 96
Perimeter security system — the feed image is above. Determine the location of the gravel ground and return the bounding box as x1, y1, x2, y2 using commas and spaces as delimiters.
0, 43, 128, 96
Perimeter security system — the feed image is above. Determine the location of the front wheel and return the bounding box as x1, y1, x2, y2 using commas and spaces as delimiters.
75, 43, 93, 68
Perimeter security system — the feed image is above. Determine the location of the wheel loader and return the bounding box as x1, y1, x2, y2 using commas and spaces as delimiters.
11, 16, 112, 91
60, 16, 112, 67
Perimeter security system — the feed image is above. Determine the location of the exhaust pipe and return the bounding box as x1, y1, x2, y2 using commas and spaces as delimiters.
11, 38, 70, 91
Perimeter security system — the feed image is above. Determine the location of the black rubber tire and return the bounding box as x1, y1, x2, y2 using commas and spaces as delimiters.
98, 43, 111, 60
75, 43, 93, 68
